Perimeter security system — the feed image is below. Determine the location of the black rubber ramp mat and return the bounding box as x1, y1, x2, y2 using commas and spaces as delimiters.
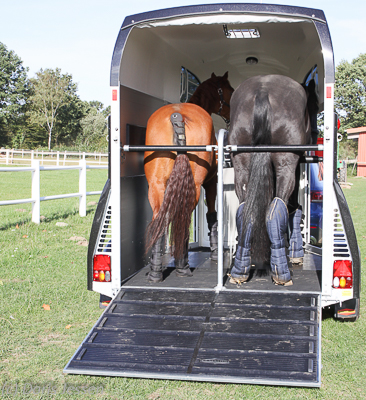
64, 288, 321, 387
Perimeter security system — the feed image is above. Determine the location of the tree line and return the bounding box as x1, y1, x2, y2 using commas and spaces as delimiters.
0, 42, 109, 151
335, 53, 366, 159
1, 42, 365, 154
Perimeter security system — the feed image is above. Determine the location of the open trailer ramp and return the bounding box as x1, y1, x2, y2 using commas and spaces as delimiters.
64, 288, 321, 387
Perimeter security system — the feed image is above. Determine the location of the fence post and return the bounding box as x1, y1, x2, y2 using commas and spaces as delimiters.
31, 159, 40, 224
63, 150, 67, 166
79, 159, 87, 217
6, 149, 9, 165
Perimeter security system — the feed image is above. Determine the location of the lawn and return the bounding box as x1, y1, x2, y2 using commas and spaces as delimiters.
0, 171, 365, 399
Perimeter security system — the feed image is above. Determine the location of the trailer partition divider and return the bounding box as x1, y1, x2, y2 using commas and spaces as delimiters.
216, 129, 225, 292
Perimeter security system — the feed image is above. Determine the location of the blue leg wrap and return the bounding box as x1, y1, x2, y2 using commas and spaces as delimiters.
266, 198, 291, 283
231, 203, 252, 279
289, 207, 304, 259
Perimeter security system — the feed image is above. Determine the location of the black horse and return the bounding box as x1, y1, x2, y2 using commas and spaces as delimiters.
228, 74, 317, 286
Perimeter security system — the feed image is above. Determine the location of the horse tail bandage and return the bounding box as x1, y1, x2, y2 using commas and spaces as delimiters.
171, 112, 186, 147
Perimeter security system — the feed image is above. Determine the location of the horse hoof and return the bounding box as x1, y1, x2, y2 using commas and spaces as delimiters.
228, 273, 248, 285
210, 250, 218, 261
175, 268, 193, 277
290, 257, 303, 265
147, 271, 163, 283
272, 276, 293, 286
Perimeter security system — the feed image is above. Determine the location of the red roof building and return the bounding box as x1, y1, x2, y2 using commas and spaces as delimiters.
347, 127, 366, 177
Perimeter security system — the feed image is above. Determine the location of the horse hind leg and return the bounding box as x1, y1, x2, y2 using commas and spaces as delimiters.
207, 214, 218, 261
147, 236, 164, 283
289, 206, 304, 264
229, 202, 252, 284
288, 164, 304, 264
266, 198, 293, 286
204, 176, 218, 261
175, 238, 193, 277
266, 154, 301, 285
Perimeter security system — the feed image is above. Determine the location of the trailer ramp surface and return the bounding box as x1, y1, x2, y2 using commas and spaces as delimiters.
64, 288, 321, 387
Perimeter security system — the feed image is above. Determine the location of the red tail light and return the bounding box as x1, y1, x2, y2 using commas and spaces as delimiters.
93, 255, 111, 282
333, 260, 352, 289
311, 191, 323, 201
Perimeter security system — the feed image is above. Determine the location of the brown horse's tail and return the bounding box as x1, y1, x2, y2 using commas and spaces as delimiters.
146, 113, 196, 260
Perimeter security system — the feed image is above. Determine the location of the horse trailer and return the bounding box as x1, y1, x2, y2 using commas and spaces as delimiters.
64, 3, 360, 387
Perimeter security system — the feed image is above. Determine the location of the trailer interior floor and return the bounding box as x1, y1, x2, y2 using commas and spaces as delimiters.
124, 246, 322, 293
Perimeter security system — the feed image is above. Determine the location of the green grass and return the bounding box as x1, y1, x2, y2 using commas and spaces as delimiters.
0, 172, 365, 399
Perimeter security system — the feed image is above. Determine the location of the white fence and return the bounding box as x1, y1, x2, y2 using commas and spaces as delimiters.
0, 148, 108, 166
0, 160, 107, 223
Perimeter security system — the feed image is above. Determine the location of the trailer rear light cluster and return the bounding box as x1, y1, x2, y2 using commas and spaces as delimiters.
333, 260, 352, 289
311, 191, 323, 201
93, 255, 111, 282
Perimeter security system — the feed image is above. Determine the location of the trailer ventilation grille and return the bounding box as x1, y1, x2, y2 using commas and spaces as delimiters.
333, 208, 350, 258
97, 205, 112, 253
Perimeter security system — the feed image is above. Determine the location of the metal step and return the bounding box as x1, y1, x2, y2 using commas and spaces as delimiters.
64, 288, 321, 387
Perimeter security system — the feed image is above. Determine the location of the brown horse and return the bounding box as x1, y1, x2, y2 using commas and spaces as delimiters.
144, 72, 233, 282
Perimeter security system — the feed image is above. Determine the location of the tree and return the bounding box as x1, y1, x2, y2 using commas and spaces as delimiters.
335, 53, 366, 132
0, 42, 29, 147
28, 68, 77, 149
53, 95, 87, 147
334, 53, 366, 159
76, 101, 108, 151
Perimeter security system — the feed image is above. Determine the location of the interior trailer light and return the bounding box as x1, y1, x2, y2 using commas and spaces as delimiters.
93, 255, 111, 282
333, 260, 352, 288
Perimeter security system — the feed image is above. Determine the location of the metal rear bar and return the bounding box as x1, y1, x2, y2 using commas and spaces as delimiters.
123, 144, 323, 153
227, 144, 322, 152
123, 145, 216, 152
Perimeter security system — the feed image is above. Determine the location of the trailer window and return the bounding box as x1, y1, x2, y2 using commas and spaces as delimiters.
303, 65, 318, 90
180, 67, 200, 103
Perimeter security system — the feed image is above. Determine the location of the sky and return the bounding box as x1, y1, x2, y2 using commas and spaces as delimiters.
1, 0, 365, 107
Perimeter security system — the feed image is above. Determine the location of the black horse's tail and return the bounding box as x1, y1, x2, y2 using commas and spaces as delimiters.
145, 113, 196, 260
241, 89, 274, 263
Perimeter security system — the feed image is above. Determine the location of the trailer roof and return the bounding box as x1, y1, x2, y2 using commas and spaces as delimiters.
121, 3, 327, 29
111, 3, 334, 111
